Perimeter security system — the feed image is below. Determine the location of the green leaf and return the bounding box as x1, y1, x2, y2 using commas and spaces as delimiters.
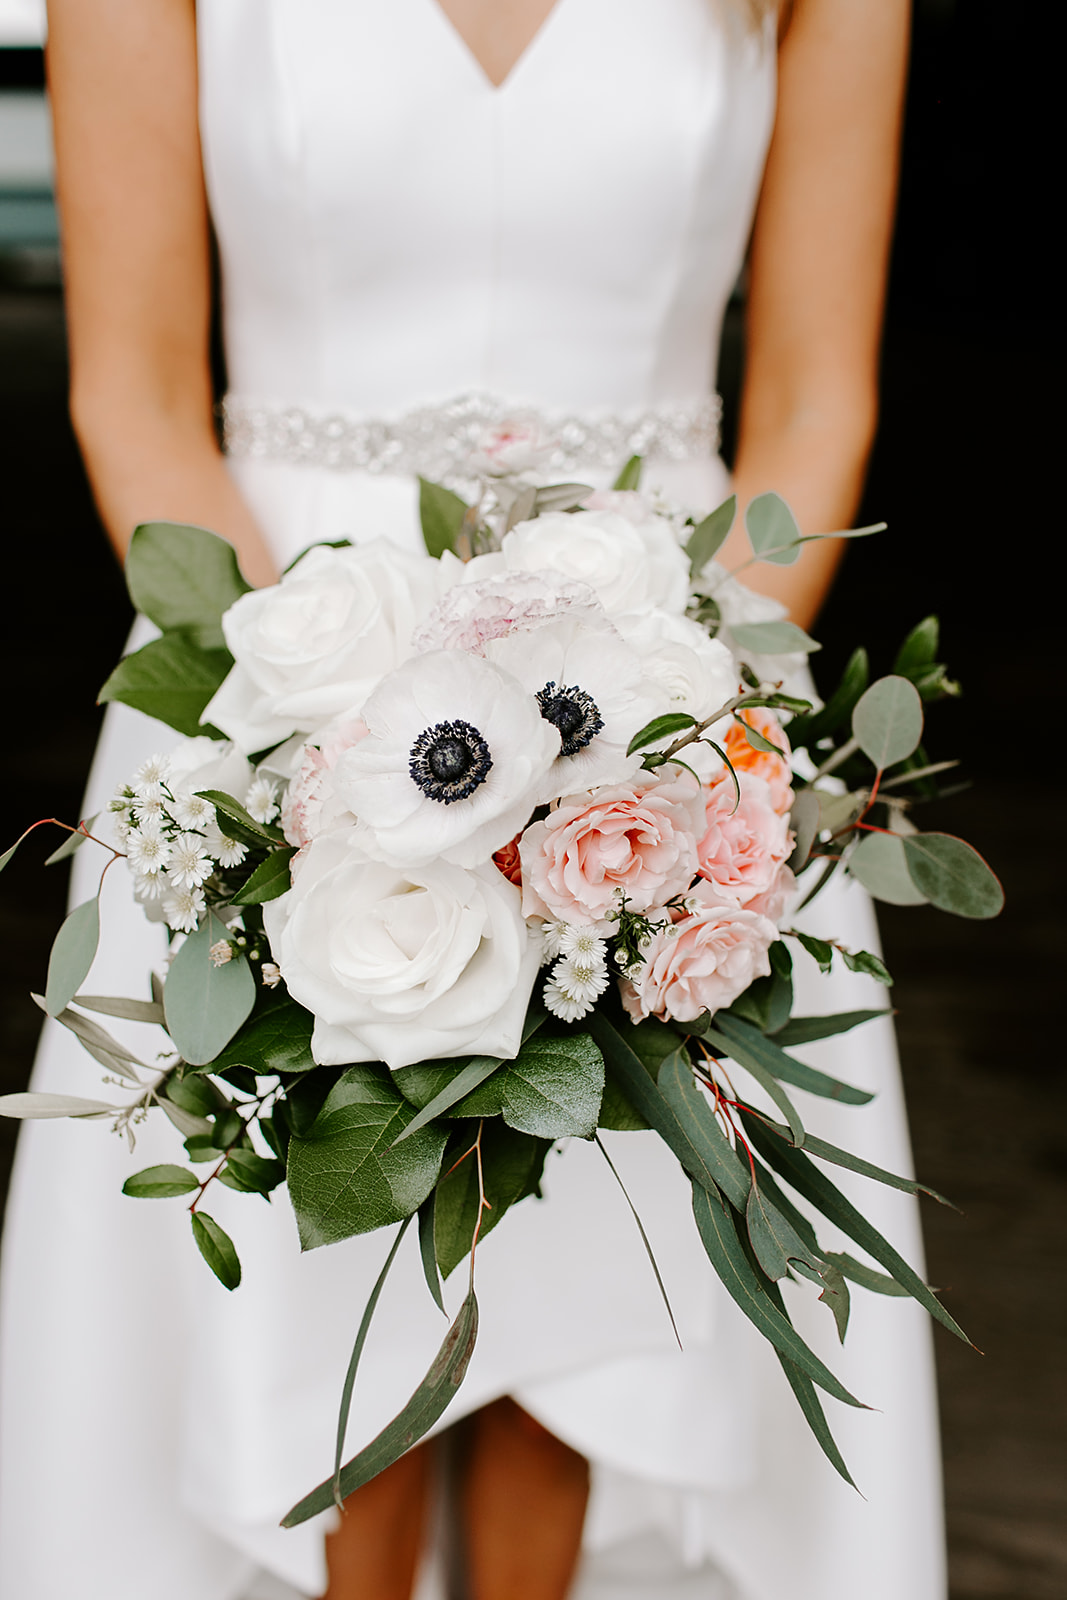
190, 1211, 242, 1290
745, 491, 803, 566
892, 616, 939, 677
230, 848, 296, 905
418, 1193, 446, 1313
626, 713, 697, 756
391, 1055, 504, 1141
73, 992, 165, 1025
746, 1181, 827, 1283
852, 676, 924, 770
0, 1091, 116, 1120
730, 621, 820, 655
163, 919, 257, 1066
99, 633, 234, 738
685, 495, 736, 575
596, 1071, 650, 1130
612, 454, 643, 491
225, 1147, 287, 1194
787, 790, 820, 874
332, 1217, 414, 1507
772, 1009, 889, 1047
743, 1116, 971, 1342
901, 833, 1004, 919
788, 648, 869, 749
44, 818, 99, 866
752, 1117, 951, 1203
455, 1033, 604, 1139
125, 521, 251, 648
418, 477, 469, 559
283, 1289, 478, 1527
691, 1183, 866, 1406
727, 942, 793, 1035
775, 1352, 856, 1485
532, 482, 595, 514
840, 947, 893, 985
848, 832, 929, 905
0, 841, 19, 874
789, 929, 835, 973
198, 990, 316, 1078
287, 1066, 448, 1249
711, 1013, 872, 1107
740, 718, 787, 757
122, 1164, 199, 1199
45, 896, 100, 1017
433, 1122, 550, 1279
196, 789, 285, 847
165, 1075, 222, 1117
825, 1251, 910, 1297
655, 1048, 751, 1209
594, 1134, 681, 1346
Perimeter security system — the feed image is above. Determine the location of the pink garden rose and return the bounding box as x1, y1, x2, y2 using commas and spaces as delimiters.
519, 771, 704, 927
621, 885, 777, 1024
746, 864, 797, 923
697, 773, 793, 908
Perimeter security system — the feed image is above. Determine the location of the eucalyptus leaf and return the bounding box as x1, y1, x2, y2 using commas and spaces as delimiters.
852, 675, 924, 770
595, 1134, 681, 1346
788, 648, 869, 748
433, 1122, 551, 1279
788, 929, 834, 973
123, 1164, 199, 1199
391, 1055, 503, 1141
626, 713, 697, 756
893, 616, 939, 677
772, 1009, 889, 1047
41, 999, 146, 1069
99, 633, 233, 738
752, 1117, 950, 1203
613, 454, 643, 491
74, 993, 165, 1026
230, 848, 296, 905
198, 990, 316, 1078
730, 621, 820, 655
190, 1211, 242, 1290
746, 1182, 828, 1283
0, 841, 19, 874
163, 919, 256, 1067
0, 1091, 116, 1120
901, 833, 1004, 919
816, 789, 866, 836
745, 492, 802, 566
710, 1013, 872, 1107
775, 1352, 856, 1484
418, 1193, 446, 1314
533, 482, 594, 514
685, 495, 736, 575
45, 896, 100, 1018
44, 818, 98, 866
418, 477, 469, 559
159, 1097, 213, 1139
787, 790, 820, 873
656, 1047, 751, 1209
287, 1066, 448, 1248
283, 1289, 478, 1527
848, 832, 929, 905
825, 1251, 910, 1297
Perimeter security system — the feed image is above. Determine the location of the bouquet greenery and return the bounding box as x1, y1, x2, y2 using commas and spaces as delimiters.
0, 454, 1001, 1522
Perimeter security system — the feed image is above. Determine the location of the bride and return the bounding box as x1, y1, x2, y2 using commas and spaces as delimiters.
0, 2, 942, 1598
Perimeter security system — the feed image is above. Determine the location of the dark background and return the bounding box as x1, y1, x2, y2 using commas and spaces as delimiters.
0, 5, 1063, 1595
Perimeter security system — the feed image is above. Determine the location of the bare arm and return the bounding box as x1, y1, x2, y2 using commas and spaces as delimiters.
723, 0, 910, 629
47, 0, 277, 586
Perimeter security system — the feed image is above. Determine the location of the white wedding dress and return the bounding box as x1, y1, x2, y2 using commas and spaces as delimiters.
0, 3, 946, 1597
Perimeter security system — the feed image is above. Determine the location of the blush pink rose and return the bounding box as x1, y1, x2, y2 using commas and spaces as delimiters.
281, 716, 369, 852
621, 885, 777, 1024
519, 772, 704, 927
697, 773, 793, 908
746, 864, 797, 923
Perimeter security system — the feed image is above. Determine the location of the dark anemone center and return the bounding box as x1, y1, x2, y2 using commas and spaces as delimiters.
536, 681, 604, 758
409, 719, 492, 804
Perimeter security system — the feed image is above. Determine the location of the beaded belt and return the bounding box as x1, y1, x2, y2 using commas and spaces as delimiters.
220, 391, 721, 491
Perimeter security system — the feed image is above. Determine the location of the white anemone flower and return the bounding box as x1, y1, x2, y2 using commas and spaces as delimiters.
484, 614, 667, 803
333, 650, 559, 869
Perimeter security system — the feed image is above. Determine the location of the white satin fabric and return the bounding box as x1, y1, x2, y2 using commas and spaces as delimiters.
0, 4, 945, 1598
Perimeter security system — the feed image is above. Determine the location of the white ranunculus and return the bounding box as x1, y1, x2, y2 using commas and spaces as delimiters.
203, 540, 444, 753
500, 509, 690, 618
262, 832, 539, 1070
617, 609, 738, 722
484, 613, 668, 802
333, 650, 559, 868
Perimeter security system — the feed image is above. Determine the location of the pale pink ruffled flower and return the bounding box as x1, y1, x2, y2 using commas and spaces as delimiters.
467, 420, 553, 477
697, 773, 793, 909
412, 570, 603, 656
519, 772, 705, 928
281, 715, 369, 851
621, 884, 777, 1024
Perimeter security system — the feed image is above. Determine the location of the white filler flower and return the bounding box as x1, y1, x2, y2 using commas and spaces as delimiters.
262, 832, 539, 1070
333, 650, 559, 868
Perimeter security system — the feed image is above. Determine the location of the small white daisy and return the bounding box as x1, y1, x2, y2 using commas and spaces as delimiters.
167, 833, 215, 891
163, 883, 206, 934
558, 925, 607, 969
132, 753, 172, 795
167, 789, 215, 831
131, 791, 168, 825
554, 954, 609, 1003
126, 820, 171, 880
202, 821, 249, 868
245, 776, 280, 825
543, 966, 597, 1023
540, 920, 567, 964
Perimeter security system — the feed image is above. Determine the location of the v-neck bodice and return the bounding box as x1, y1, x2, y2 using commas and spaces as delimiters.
197, 0, 776, 420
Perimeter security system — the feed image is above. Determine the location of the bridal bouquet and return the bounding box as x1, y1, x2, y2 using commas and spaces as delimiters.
1, 449, 1001, 1516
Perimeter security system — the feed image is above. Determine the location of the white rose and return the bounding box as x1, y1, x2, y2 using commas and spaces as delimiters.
333, 649, 559, 868
501, 509, 690, 617
165, 736, 254, 809
262, 833, 539, 1070
203, 540, 444, 753
691, 561, 805, 683
617, 609, 738, 721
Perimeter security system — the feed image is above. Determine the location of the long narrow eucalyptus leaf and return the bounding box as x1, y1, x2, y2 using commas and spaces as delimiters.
418, 1192, 446, 1314
712, 1013, 872, 1107
775, 1351, 856, 1487
44, 896, 100, 1018
656, 1048, 750, 1209
691, 1183, 867, 1408
391, 1056, 503, 1146
595, 1135, 682, 1348
771, 1009, 889, 1048
749, 1116, 953, 1204
283, 1289, 479, 1527
73, 993, 166, 1026
333, 1216, 414, 1508
743, 1116, 971, 1343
